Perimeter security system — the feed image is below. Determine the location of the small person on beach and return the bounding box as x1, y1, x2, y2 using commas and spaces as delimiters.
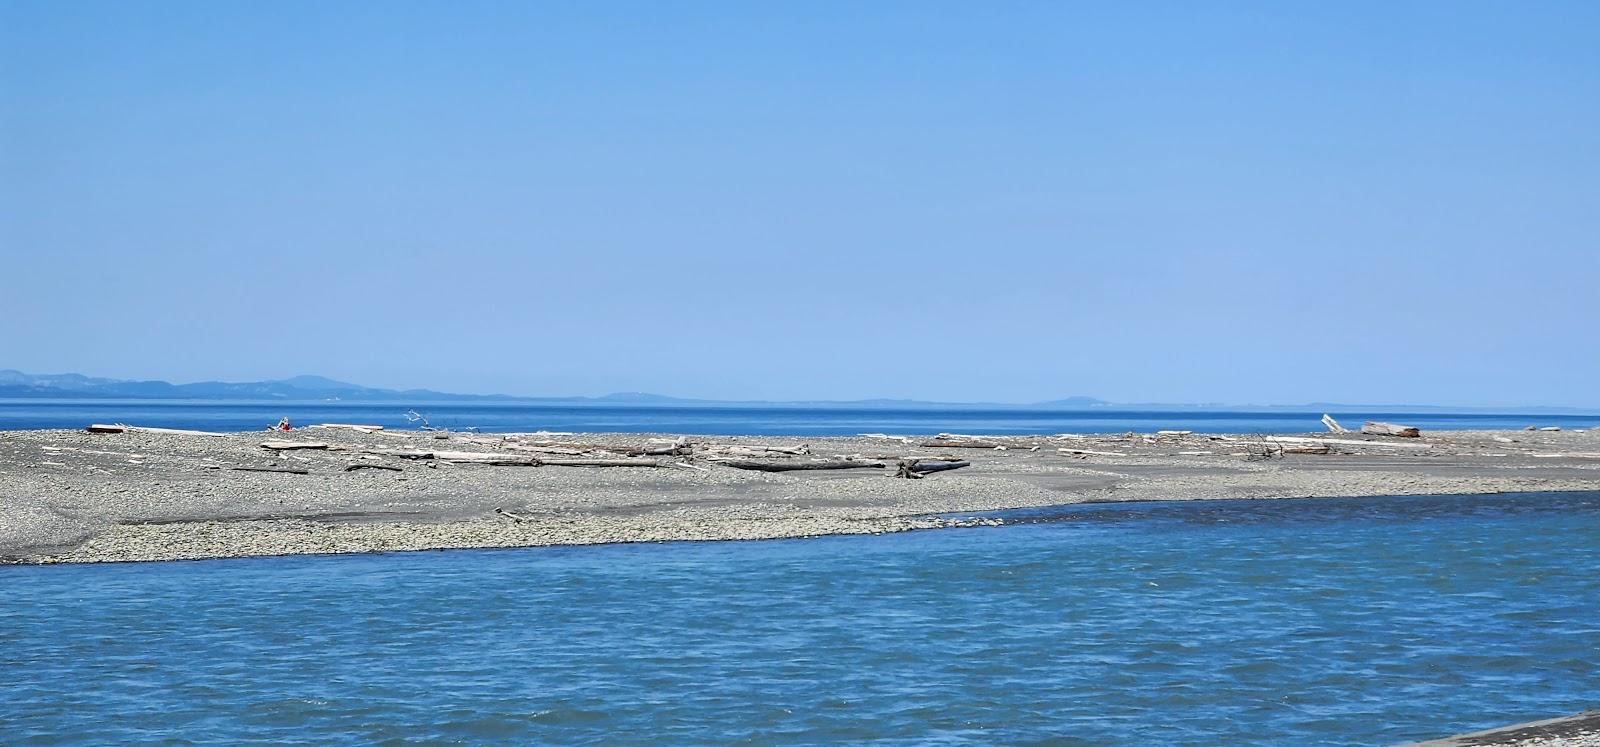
276, 417, 292, 432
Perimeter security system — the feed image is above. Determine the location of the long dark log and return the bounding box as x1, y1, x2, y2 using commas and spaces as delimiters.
719, 459, 884, 472
912, 459, 970, 474
230, 466, 310, 475
895, 459, 971, 478
261, 440, 331, 451
345, 464, 403, 472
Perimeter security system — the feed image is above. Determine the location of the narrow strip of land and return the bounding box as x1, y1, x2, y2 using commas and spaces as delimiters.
2, 427, 1597, 564
1403, 710, 1600, 746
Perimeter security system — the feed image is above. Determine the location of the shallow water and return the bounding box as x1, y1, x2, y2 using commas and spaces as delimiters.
4, 398, 1598, 435
4, 492, 1598, 745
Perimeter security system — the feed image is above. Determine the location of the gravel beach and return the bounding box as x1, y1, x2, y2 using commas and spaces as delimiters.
3, 426, 1597, 564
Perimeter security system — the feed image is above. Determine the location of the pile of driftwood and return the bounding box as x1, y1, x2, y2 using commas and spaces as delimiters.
84, 424, 979, 478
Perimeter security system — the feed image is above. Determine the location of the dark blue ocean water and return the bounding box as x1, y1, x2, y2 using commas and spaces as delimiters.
3, 399, 1597, 435
4, 492, 1597, 745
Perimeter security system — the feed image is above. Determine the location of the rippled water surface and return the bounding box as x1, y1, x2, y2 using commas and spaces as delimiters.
4, 492, 1598, 745
5, 398, 1599, 434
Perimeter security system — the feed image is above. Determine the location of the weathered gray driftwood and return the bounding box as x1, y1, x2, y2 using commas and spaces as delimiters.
495, 507, 530, 522
1361, 421, 1421, 438
894, 459, 971, 478
261, 440, 331, 451
511, 443, 690, 457
1281, 444, 1332, 455
230, 466, 310, 475
88, 424, 229, 437
1321, 414, 1349, 433
719, 459, 884, 472
344, 463, 403, 472
704, 444, 811, 456
921, 440, 1034, 450
540, 458, 664, 468
470, 457, 664, 468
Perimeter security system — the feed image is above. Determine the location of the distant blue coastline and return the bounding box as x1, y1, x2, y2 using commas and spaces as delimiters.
2, 398, 1597, 435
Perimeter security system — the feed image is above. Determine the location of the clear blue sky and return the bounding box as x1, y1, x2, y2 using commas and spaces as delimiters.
3, 2, 1597, 406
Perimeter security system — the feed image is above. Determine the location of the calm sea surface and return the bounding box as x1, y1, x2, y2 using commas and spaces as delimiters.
3, 399, 1597, 435
4, 492, 1597, 745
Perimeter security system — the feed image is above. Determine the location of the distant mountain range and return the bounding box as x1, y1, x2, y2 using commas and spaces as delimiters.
0, 370, 1594, 413
0, 371, 516, 403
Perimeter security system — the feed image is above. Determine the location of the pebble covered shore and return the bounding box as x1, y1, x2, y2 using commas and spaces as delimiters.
3, 426, 1597, 564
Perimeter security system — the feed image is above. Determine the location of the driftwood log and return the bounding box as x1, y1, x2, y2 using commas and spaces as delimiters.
1321, 414, 1349, 433
719, 459, 884, 472
541, 458, 663, 468
230, 466, 310, 475
894, 459, 971, 478
88, 424, 228, 437
704, 444, 811, 456
921, 440, 1035, 450
261, 440, 331, 451
344, 464, 403, 472
509, 443, 690, 457
1361, 421, 1421, 438
495, 507, 530, 522
1281, 444, 1332, 455
1058, 447, 1125, 457
1219, 435, 1430, 450
471, 457, 664, 468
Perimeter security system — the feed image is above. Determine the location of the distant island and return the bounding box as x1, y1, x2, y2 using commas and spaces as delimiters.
0, 370, 1594, 414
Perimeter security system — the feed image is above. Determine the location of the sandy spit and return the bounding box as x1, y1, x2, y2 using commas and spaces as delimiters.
2, 427, 1596, 564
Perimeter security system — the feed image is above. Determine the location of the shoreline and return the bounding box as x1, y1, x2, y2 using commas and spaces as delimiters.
3, 426, 1597, 565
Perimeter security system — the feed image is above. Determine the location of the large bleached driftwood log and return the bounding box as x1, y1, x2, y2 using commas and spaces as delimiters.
703, 444, 811, 456
719, 459, 884, 472
1058, 447, 1126, 457
470, 457, 665, 468
1218, 435, 1431, 450
260, 440, 331, 451
87, 424, 229, 437
539, 458, 664, 468
509, 442, 691, 457
922, 439, 1037, 450
1321, 414, 1349, 433
1361, 421, 1422, 438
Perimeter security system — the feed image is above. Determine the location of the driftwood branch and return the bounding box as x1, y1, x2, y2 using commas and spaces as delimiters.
230, 466, 311, 475
495, 507, 529, 522
1321, 414, 1349, 433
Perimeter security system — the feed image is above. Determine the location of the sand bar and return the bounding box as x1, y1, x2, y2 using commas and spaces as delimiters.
2, 427, 1597, 564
